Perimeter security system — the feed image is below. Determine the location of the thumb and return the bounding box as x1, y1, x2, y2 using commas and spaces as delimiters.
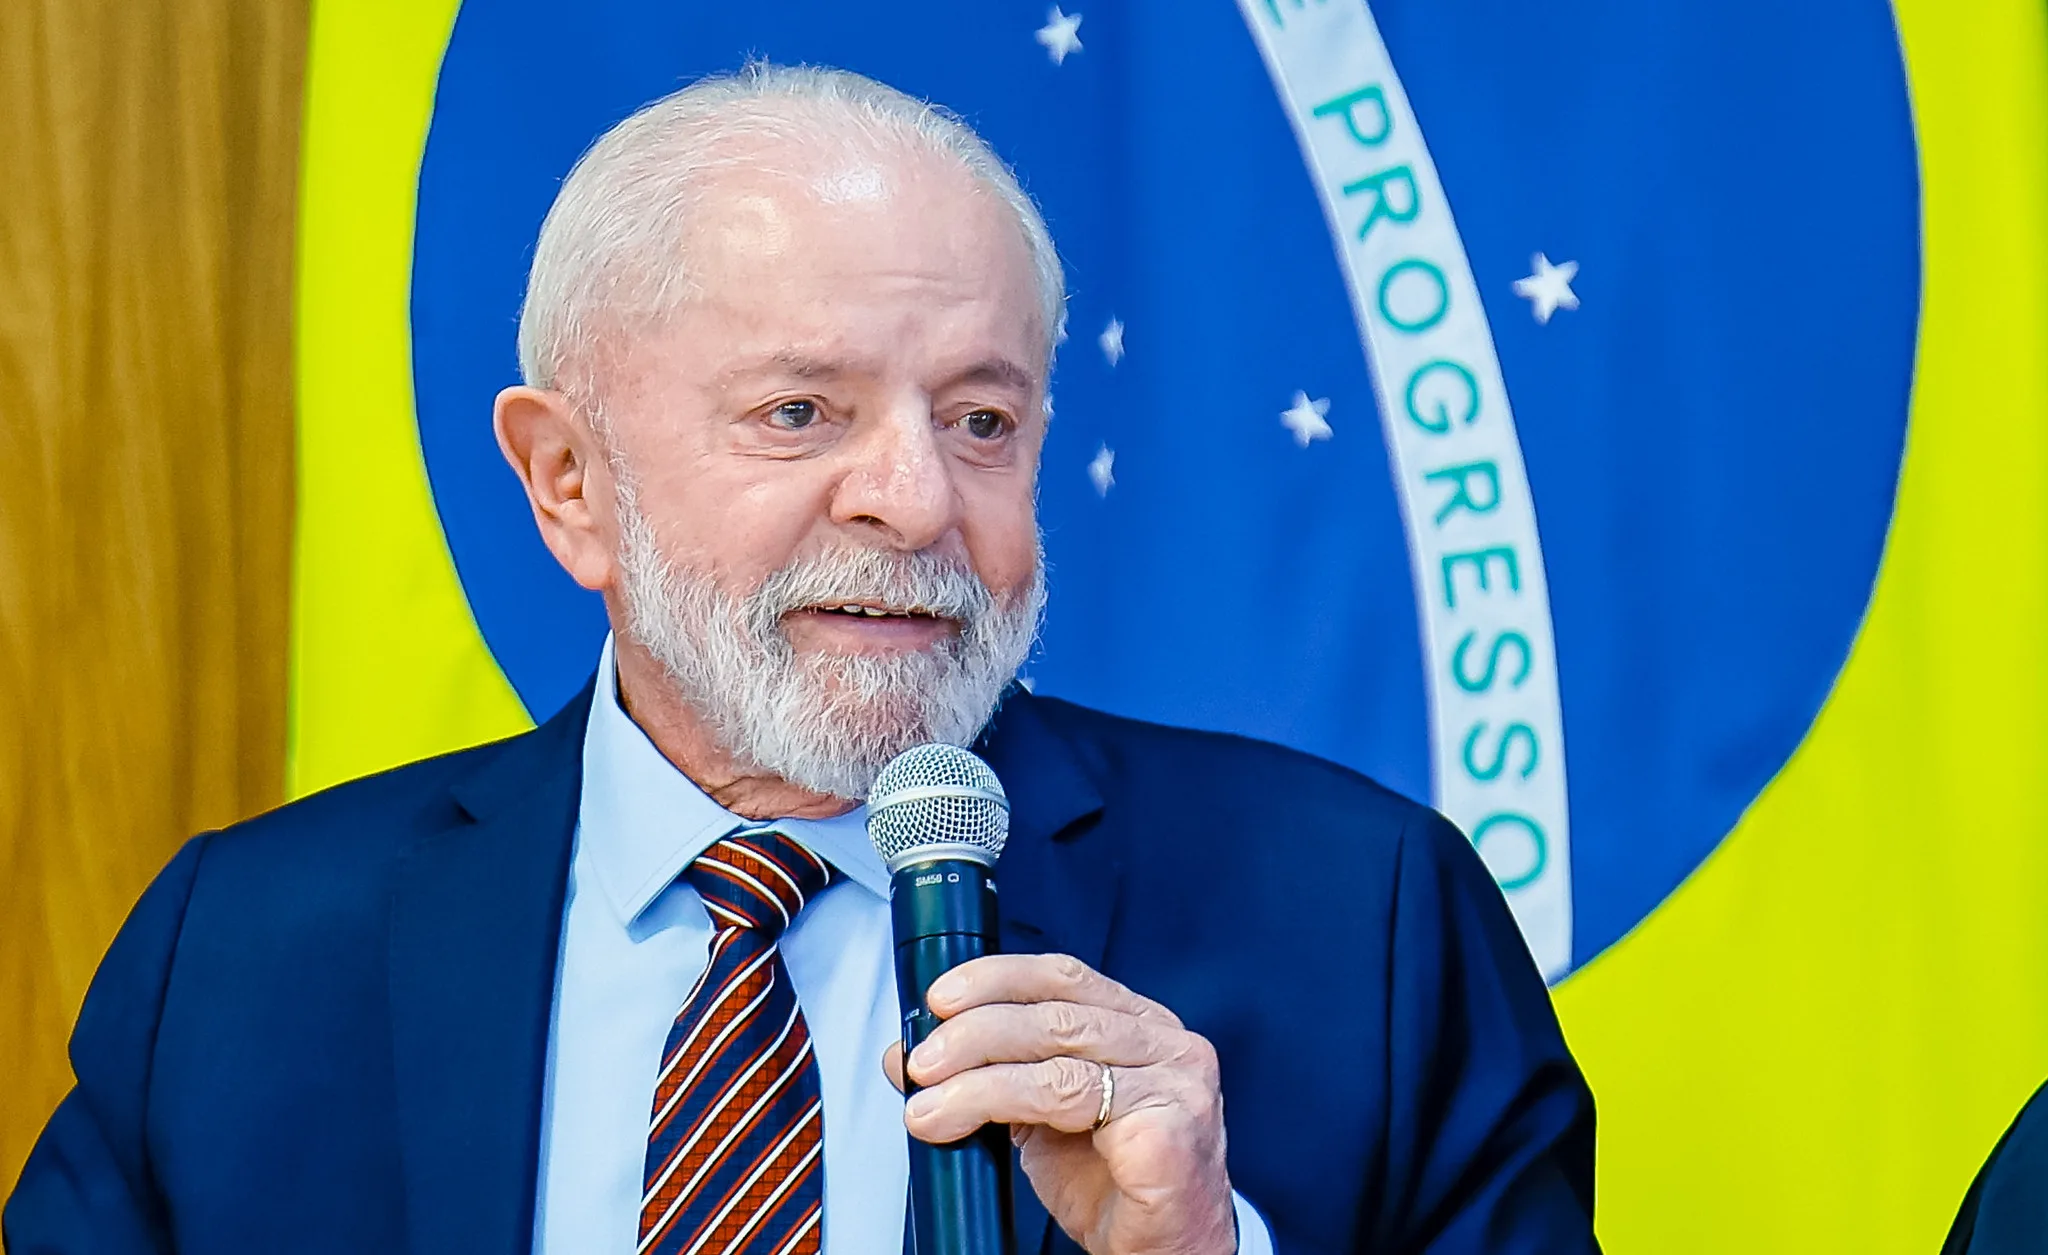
881, 1041, 908, 1094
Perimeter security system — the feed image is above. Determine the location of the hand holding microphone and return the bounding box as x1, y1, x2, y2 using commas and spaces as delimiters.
869, 746, 1239, 1255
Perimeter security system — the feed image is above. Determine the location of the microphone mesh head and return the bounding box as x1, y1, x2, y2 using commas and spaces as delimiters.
866, 743, 1010, 869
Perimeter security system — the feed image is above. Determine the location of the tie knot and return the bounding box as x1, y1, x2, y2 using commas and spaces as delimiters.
685, 828, 833, 940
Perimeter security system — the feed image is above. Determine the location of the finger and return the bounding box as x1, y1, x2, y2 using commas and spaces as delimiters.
882, 1041, 907, 1094
904, 1057, 1144, 1144
906, 999, 1185, 1087
925, 953, 1180, 1027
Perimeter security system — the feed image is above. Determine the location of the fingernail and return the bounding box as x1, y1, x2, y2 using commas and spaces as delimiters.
905, 1090, 939, 1119
909, 1041, 939, 1072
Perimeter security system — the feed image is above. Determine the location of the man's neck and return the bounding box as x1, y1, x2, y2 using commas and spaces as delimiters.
610, 634, 858, 822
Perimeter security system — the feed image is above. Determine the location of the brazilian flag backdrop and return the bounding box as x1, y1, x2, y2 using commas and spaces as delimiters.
293, 2, 2048, 1249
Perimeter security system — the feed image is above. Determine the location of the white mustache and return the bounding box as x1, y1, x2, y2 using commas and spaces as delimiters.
745, 548, 995, 638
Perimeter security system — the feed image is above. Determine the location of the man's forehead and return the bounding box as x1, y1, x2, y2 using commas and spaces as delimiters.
708, 348, 1042, 394
698, 188, 800, 261
685, 138, 965, 237
613, 139, 1050, 394
684, 138, 1025, 263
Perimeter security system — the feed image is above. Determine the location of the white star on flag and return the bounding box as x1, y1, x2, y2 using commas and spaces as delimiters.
1513, 253, 1580, 324
1280, 391, 1332, 447
1099, 317, 1125, 366
1087, 444, 1116, 496
1035, 7, 1084, 65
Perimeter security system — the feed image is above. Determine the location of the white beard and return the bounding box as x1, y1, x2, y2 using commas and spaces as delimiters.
612, 478, 1045, 801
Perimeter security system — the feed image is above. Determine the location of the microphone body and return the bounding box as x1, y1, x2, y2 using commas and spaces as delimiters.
868, 744, 1017, 1255
892, 856, 1012, 1255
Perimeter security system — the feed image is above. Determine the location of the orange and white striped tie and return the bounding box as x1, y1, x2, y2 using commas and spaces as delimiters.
639, 828, 834, 1255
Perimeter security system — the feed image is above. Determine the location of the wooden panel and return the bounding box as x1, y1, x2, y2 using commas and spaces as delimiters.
0, 0, 306, 1195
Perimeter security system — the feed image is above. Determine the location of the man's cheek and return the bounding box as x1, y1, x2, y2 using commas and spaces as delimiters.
963, 491, 1039, 579
980, 549, 1039, 607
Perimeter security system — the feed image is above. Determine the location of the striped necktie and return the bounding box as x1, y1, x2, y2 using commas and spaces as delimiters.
640, 828, 835, 1255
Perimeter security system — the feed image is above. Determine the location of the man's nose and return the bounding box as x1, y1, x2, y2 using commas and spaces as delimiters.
828, 402, 958, 551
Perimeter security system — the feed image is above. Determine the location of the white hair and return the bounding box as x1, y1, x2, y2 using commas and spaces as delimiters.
517, 62, 1067, 400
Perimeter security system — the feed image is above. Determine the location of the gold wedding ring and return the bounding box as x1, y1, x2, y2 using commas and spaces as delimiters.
1089, 1062, 1115, 1132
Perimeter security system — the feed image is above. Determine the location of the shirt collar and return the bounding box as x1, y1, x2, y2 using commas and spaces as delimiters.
578, 635, 892, 925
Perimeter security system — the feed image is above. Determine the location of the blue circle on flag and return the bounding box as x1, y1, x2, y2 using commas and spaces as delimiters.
410, 0, 1917, 971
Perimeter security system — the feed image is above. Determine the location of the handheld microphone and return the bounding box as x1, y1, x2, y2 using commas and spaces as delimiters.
868, 743, 1016, 1255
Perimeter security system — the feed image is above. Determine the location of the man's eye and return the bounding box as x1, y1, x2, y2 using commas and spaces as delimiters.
769, 400, 819, 430
963, 410, 1008, 440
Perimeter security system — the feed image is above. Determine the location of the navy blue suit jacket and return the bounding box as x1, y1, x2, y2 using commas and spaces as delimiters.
1942, 1081, 2048, 1255
6, 685, 1597, 1254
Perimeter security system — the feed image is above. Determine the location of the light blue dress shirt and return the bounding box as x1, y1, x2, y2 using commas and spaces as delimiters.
533, 638, 1272, 1253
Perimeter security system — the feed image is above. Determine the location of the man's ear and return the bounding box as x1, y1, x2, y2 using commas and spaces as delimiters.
493, 385, 615, 593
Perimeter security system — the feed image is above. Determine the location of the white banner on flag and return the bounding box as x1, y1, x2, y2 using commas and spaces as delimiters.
1240, 0, 1574, 979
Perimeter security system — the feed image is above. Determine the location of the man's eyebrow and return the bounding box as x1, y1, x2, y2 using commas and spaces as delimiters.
719, 354, 1040, 394
728, 352, 848, 382
946, 358, 1037, 394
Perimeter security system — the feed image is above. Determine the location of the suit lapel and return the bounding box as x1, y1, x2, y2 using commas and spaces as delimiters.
976, 690, 1115, 968
388, 684, 594, 1255
973, 691, 1117, 1255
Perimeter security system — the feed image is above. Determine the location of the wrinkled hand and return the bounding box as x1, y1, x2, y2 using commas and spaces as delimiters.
882, 954, 1236, 1255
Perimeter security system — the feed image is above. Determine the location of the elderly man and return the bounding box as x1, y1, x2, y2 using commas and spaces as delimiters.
5, 66, 1596, 1255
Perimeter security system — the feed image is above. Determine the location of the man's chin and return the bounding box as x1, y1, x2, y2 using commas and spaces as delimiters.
812, 696, 934, 751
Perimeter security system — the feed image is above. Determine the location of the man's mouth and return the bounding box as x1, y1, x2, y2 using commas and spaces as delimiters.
782, 601, 962, 655
812, 602, 938, 620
